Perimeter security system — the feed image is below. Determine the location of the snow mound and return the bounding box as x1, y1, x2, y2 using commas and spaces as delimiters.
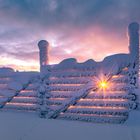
58, 58, 77, 68
98, 53, 131, 75
0, 67, 14, 76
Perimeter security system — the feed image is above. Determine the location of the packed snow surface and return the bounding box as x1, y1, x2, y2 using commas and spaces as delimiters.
0, 110, 139, 140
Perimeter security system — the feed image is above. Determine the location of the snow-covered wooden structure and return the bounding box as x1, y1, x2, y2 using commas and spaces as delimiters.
0, 22, 139, 124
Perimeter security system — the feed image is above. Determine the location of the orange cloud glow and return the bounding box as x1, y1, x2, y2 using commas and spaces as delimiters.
49, 26, 129, 64
0, 57, 39, 71
0, 26, 129, 71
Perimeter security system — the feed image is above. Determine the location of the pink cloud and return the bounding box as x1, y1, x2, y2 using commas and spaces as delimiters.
48, 26, 129, 64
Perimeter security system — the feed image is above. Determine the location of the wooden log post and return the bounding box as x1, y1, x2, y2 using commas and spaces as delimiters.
38, 40, 49, 73
37, 40, 51, 117
128, 22, 139, 89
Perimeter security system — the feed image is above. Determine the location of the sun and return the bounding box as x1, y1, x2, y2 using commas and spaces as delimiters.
98, 80, 108, 90
94, 74, 111, 91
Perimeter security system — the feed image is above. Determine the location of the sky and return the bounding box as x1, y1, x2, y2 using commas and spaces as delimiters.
0, 0, 140, 71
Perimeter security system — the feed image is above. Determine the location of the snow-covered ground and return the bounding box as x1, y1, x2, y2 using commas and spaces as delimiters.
0, 110, 139, 140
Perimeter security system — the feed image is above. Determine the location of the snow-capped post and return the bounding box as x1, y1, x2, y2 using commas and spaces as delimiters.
128, 22, 139, 88
37, 40, 51, 117
128, 22, 139, 62
38, 40, 49, 74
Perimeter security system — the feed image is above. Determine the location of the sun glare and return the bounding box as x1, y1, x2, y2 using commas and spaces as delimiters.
98, 80, 108, 90
94, 73, 112, 92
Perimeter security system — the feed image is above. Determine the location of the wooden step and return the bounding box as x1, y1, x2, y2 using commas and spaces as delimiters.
25, 84, 38, 90
48, 86, 82, 91
46, 98, 69, 105
66, 106, 129, 116
19, 91, 37, 97
4, 102, 38, 111
50, 71, 96, 78
0, 80, 11, 84
111, 77, 128, 83
0, 97, 8, 105
48, 84, 83, 86
58, 112, 128, 124
76, 99, 134, 109
86, 93, 136, 101
51, 93, 72, 98
0, 84, 8, 89
11, 97, 38, 104
48, 78, 89, 84
50, 91, 74, 98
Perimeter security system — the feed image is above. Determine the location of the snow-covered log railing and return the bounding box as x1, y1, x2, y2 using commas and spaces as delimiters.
47, 81, 96, 119
0, 72, 39, 112
35, 59, 138, 123
1, 58, 136, 123
26, 62, 133, 123
0, 73, 21, 109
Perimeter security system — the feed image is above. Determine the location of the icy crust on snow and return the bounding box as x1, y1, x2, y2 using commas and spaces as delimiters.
46, 53, 132, 76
